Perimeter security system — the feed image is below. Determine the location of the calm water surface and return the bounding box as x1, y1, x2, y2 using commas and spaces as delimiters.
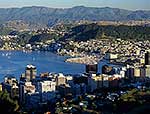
0, 51, 106, 81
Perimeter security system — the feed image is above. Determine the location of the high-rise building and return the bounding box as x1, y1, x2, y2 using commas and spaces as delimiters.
140, 58, 145, 64
120, 69, 126, 78
145, 51, 150, 65
25, 65, 37, 81
2, 76, 19, 98
134, 67, 141, 78
0, 84, 2, 91
38, 81, 56, 93
109, 77, 119, 88
56, 73, 66, 86
125, 66, 134, 79
40, 72, 49, 78
73, 84, 81, 95
140, 67, 146, 78
145, 65, 150, 78
57, 84, 72, 96
86, 63, 98, 74
105, 52, 118, 60
88, 74, 109, 92
19, 81, 36, 105
37, 80, 56, 102
102, 65, 115, 75
88, 75, 101, 92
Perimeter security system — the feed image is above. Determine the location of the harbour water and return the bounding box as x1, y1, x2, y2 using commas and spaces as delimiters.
0, 51, 107, 81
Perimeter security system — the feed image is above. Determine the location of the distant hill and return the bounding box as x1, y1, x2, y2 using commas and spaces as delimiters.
60, 23, 150, 41
0, 23, 150, 45
0, 26, 12, 35
0, 6, 150, 27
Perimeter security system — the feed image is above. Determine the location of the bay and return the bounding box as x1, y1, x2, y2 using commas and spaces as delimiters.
0, 51, 106, 82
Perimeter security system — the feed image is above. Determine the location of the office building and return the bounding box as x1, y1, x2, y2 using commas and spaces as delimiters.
145, 51, 150, 65
88, 75, 101, 92
140, 58, 145, 64
57, 84, 72, 96
0, 84, 2, 91
125, 66, 134, 79
140, 67, 146, 78
73, 84, 81, 95
25, 65, 37, 81
105, 52, 118, 60
66, 76, 74, 86
86, 63, 98, 74
38, 81, 56, 93
38, 80, 56, 102
145, 65, 150, 78
102, 75, 109, 88
88, 74, 109, 92
56, 73, 66, 86
2, 76, 19, 98
109, 77, 119, 88
102, 65, 115, 75
40, 72, 49, 78
25, 92, 40, 109
134, 67, 140, 78
19, 81, 36, 104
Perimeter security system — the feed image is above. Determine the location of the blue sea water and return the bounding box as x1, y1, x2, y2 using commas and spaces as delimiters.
0, 51, 107, 81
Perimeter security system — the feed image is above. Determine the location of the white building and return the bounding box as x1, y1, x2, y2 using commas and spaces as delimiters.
66, 76, 74, 86
25, 64, 37, 81
105, 52, 118, 60
0, 84, 2, 91
38, 81, 56, 102
38, 81, 56, 92
145, 65, 150, 78
56, 73, 66, 86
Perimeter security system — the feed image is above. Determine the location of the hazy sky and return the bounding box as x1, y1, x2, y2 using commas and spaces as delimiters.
0, 0, 149, 10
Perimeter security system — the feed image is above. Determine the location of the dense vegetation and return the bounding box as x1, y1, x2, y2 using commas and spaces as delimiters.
29, 33, 61, 44
0, 90, 19, 114
0, 23, 150, 45
116, 88, 150, 114
55, 88, 150, 114
61, 23, 150, 41
0, 26, 12, 35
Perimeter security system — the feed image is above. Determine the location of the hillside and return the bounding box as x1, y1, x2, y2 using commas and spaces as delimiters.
1, 23, 150, 46
0, 6, 150, 27
60, 23, 150, 41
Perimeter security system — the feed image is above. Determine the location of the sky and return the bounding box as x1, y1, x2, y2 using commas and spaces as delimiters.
0, 0, 149, 10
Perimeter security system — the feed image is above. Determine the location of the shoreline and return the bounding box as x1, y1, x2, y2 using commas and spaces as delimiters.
0, 50, 86, 81
65, 56, 99, 65
0, 49, 102, 65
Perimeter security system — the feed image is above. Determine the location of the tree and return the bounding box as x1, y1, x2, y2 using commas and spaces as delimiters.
0, 90, 19, 114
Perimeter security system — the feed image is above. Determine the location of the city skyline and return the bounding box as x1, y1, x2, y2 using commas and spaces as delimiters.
0, 0, 149, 10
